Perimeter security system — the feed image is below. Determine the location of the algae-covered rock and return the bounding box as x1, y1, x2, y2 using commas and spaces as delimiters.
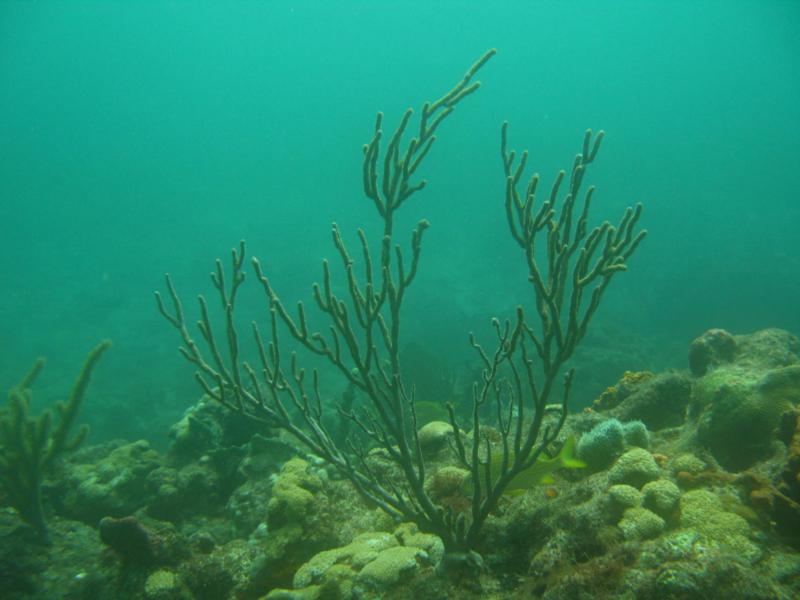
670, 453, 707, 477
394, 522, 445, 566
641, 479, 681, 518
618, 506, 665, 540
220, 436, 301, 540
238, 433, 298, 480
144, 569, 192, 600
146, 460, 228, 522
685, 328, 800, 470
621, 420, 650, 449
191, 538, 261, 600
284, 525, 440, 598
602, 371, 693, 430
694, 364, 794, 470
356, 545, 427, 589
689, 328, 799, 377
60, 439, 161, 523
680, 489, 761, 562
606, 484, 642, 518
758, 365, 800, 406
417, 421, 454, 457
637, 529, 704, 567
267, 458, 324, 528
602, 483, 642, 524
735, 328, 799, 371
226, 476, 273, 536
99, 515, 158, 564
0, 512, 111, 600
292, 531, 398, 588
167, 394, 262, 464
238, 458, 337, 594
264, 586, 322, 600
425, 466, 470, 502
689, 328, 738, 376
608, 448, 661, 488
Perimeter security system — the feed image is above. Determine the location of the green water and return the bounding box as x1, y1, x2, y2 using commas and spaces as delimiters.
1, 1, 798, 444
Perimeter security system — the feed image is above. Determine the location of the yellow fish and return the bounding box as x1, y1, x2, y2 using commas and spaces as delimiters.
466, 437, 586, 497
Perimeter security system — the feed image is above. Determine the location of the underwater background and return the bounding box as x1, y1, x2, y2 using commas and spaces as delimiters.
1, 0, 799, 448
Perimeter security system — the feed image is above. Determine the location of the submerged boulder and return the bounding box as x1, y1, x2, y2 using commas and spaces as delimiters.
268, 524, 442, 599
608, 448, 662, 488
593, 371, 693, 431
690, 329, 800, 470
59, 439, 161, 523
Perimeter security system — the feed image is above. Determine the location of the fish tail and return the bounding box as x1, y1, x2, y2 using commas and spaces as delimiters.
559, 436, 587, 469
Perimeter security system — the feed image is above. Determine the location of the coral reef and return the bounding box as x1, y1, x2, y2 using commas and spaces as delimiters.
1, 327, 799, 598
691, 328, 799, 469
99, 516, 158, 565
594, 370, 692, 431
688, 328, 738, 376
266, 524, 444, 599
60, 439, 161, 522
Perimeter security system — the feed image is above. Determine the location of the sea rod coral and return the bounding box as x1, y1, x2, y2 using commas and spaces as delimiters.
0, 340, 110, 542
156, 49, 646, 559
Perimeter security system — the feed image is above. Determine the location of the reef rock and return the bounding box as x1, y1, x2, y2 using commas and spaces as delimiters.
59, 439, 161, 524
596, 371, 693, 431
268, 523, 442, 599
690, 329, 800, 470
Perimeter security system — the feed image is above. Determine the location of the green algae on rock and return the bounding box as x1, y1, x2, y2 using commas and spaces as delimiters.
691, 329, 800, 470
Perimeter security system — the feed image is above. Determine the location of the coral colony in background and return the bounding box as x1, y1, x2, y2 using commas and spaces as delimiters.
2, 51, 800, 600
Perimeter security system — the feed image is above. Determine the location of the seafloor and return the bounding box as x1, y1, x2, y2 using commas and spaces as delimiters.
2, 327, 799, 599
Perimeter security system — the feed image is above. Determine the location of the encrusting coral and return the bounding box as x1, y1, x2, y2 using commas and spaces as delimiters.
0, 340, 110, 542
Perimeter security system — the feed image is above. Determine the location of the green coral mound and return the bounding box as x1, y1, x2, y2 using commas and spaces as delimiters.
0, 340, 110, 541
271, 523, 443, 598
608, 448, 661, 488
694, 365, 794, 469
618, 506, 666, 541
679, 489, 761, 562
